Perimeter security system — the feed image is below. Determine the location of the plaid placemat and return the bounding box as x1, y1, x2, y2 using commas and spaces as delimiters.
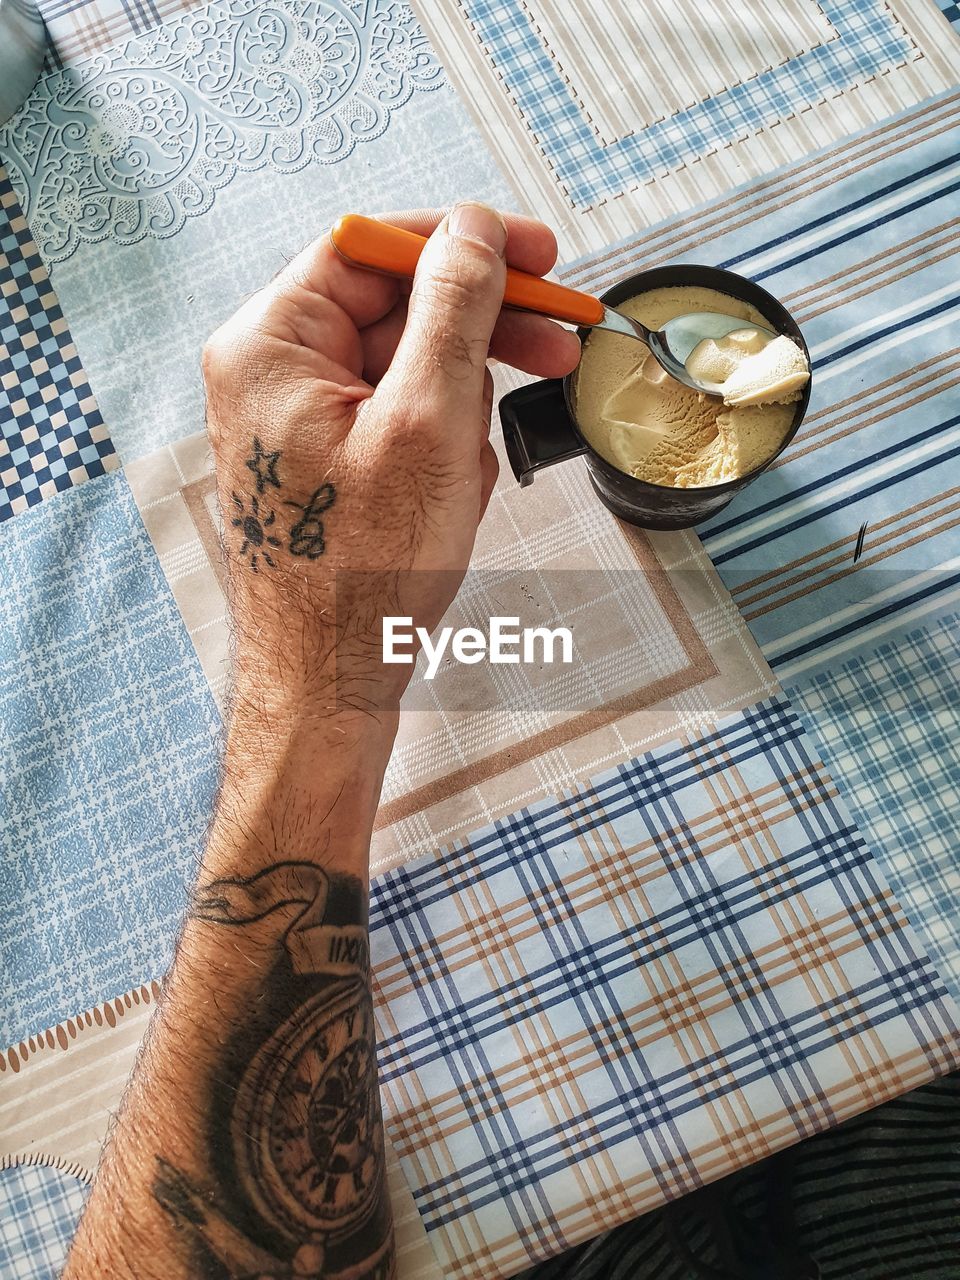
787, 614, 960, 998
413, 0, 960, 259
125, 417, 778, 871
370, 695, 960, 1279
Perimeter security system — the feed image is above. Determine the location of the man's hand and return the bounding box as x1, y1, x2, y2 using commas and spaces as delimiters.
63, 207, 579, 1280
202, 204, 579, 711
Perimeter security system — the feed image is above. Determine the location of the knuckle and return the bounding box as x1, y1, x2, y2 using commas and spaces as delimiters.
424, 243, 499, 309
200, 330, 228, 379
201, 322, 245, 382
202, 324, 267, 390
383, 393, 443, 447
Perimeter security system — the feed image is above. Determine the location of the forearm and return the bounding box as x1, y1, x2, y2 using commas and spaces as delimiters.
64, 694, 399, 1280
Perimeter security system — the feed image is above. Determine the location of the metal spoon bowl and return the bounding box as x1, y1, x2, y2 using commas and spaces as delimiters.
596, 307, 775, 392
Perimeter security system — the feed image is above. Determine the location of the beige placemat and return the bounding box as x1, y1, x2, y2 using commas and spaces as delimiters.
126, 368, 778, 873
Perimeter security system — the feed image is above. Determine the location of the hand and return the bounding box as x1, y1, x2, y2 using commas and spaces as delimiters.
202, 203, 580, 717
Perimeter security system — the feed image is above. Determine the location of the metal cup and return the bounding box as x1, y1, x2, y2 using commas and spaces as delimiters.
0, 0, 46, 128
500, 264, 811, 530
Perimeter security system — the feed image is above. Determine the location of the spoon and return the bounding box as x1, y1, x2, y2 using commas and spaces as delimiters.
330, 215, 774, 394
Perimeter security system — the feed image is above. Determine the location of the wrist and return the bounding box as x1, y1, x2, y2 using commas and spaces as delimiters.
231, 621, 407, 727
227, 670, 401, 753
205, 689, 398, 880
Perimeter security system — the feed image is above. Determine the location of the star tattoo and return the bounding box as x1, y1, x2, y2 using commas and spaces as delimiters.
245, 437, 281, 495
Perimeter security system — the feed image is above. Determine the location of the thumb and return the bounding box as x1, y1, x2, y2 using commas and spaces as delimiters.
379, 203, 507, 426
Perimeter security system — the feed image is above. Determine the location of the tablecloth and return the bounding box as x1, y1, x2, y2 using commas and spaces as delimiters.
2, 1, 960, 1277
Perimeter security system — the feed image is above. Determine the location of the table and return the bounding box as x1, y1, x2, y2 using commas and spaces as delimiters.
2, 1, 960, 1276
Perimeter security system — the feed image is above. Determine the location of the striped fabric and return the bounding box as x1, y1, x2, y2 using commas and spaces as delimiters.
414, 0, 959, 260
463, 0, 914, 208
521, 1071, 960, 1280
511, 0, 836, 144
369, 694, 960, 1279
562, 91, 960, 673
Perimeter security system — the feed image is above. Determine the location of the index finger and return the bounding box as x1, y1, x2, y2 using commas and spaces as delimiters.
271, 208, 562, 330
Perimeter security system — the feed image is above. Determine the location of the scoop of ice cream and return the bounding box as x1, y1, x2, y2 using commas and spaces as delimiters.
573, 286, 802, 489
686, 329, 809, 407
602, 352, 721, 481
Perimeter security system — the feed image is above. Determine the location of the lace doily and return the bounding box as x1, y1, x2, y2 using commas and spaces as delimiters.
0, 0, 444, 262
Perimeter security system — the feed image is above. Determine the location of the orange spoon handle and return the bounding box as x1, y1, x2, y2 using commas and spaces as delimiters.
331, 214, 604, 328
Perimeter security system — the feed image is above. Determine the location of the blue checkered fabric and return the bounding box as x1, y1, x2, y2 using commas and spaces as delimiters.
787, 614, 960, 1001
0, 1163, 87, 1280
0, 170, 117, 524
465, 0, 913, 207
369, 694, 959, 1279
934, 0, 960, 30
0, 471, 221, 1046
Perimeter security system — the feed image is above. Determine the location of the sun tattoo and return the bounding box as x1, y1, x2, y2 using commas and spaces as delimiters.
232, 492, 282, 572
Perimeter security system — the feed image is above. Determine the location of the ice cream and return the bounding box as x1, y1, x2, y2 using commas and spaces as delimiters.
572, 286, 808, 489
685, 328, 809, 406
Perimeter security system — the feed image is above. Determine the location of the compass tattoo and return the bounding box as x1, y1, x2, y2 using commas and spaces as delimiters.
152, 863, 395, 1279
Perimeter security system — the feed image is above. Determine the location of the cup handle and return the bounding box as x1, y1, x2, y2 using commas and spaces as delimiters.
499, 380, 587, 487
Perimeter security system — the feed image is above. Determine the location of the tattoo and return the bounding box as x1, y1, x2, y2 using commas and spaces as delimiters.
232, 439, 337, 570
153, 862, 393, 1279
246, 436, 282, 495
231, 492, 282, 573
288, 485, 336, 559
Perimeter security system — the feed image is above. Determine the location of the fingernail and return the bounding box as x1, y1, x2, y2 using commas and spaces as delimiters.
446, 202, 507, 255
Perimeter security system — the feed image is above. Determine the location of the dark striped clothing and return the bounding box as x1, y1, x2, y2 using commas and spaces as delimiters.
518, 1073, 960, 1280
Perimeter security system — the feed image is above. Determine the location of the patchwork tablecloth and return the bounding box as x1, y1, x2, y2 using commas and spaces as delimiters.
2, 0, 960, 1277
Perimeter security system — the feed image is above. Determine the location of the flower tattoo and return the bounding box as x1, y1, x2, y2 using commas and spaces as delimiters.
288, 484, 336, 559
